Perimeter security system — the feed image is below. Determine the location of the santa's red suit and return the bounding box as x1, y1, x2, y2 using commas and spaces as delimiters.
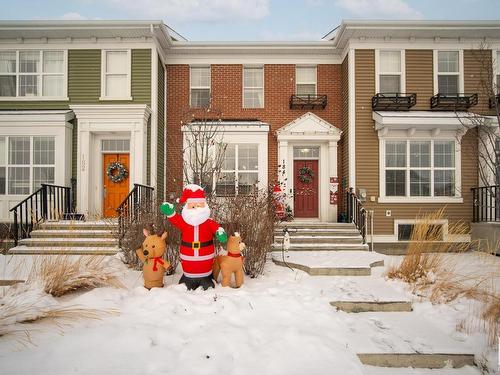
168, 214, 220, 278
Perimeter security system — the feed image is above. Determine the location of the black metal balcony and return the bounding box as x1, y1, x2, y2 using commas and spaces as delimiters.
371, 93, 417, 111
290, 94, 327, 109
489, 94, 500, 109
430, 93, 478, 110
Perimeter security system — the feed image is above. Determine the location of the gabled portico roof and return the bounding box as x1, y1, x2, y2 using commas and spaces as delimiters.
276, 112, 341, 141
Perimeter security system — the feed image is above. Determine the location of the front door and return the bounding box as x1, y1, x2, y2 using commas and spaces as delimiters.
103, 153, 130, 218
293, 159, 319, 218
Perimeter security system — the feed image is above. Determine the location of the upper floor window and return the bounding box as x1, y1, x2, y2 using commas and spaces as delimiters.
378, 51, 403, 93
384, 140, 456, 198
101, 50, 131, 100
243, 66, 264, 108
0, 50, 66, 99
296, 66, 316, 96
0, 136, 55, 195
436, 51, 460, 95
190, 66, 211, 107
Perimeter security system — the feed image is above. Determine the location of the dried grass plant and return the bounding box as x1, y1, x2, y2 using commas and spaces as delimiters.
209, 188, 278, 278
26, 255, 125, 297
386, 208, 499, 346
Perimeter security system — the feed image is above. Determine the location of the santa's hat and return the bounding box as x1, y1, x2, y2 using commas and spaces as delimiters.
177, 184, 206, 204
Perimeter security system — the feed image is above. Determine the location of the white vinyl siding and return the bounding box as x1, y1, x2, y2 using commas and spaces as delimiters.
384, 140, 456, 198
100, 50, 131, 100
0, 136, 55, 195
243, 67, 264, 108
0, 50, 66, 99
296, 66, 316, 96
190, 66, 211, 108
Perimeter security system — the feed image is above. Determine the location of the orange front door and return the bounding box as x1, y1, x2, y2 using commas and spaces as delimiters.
103, 153, 130, 218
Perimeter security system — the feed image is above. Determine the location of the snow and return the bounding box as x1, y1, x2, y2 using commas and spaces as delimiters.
0, 252, 498, 375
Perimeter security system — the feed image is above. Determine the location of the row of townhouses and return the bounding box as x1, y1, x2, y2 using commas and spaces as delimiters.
0, 20, 499, 249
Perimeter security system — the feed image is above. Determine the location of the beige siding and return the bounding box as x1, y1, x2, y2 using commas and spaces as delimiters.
464, 49, 493, 115
354, 49, 478, 235
406, 49, 433, 110
340, 55, 349, 210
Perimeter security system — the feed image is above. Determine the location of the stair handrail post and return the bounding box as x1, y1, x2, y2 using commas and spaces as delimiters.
12, 209, 18, 246
41, 184, 48, 220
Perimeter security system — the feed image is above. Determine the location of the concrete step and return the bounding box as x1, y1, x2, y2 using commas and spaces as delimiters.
8, 246, 120, 255
358, 353, 475, 369
274, 235, 363, 244
19, 237, 118, 248
274, 228, 362, 236
30, 229, 115, 239
271, 243, 368, 251
330, 301, 413, 313
39, 221, 117, 231
278, 222, 356, 229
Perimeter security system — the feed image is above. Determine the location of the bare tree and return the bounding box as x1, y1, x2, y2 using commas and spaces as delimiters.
181, 106, 228, 193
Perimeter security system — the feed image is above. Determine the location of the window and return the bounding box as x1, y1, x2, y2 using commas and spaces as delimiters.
101, 50, 131, 99
0, 50, 66, 98
496, 138, 500, 185
397, 223, 444, 241
0, 136, 55, 195
101, 139, 130, 152
296, 66, 316, 96
190, 66, 211, 107
384, 140, 456, 198
243, 67, 263, 108
216, 144, 258, 196
437, 51, 460, 95
378, 51, 402, 93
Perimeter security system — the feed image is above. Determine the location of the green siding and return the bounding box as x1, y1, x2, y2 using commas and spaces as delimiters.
156, 56, 165, 201
0, 48, 151, 109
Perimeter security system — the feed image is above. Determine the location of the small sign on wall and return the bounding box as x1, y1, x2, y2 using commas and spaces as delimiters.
330, 177, 338, 205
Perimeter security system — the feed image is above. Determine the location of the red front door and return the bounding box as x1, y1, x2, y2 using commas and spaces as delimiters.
293, 160, 319, 218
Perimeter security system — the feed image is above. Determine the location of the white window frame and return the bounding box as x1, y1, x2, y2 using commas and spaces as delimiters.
216, 143, 260, 196
493, 50, 500, 94
0, 135, 56, 196
189, 65, 211, 108
394, 219, 449, 242
433, 50, 464, 95
0, 50, 68, 101
296, 65, 317, 95
375, 49, 405, 94
100, 49, 132, 101
378, 138, 463, 203
242, 66, 264, 108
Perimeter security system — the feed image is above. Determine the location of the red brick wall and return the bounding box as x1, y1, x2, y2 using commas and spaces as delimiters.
165, 64, 343, 197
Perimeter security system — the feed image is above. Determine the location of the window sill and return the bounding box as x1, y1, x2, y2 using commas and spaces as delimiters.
378, 196, 463, 204
99, 96, 133, 101
0, 97, 69, 102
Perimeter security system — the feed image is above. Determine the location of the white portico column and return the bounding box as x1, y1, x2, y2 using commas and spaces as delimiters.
328, 140, 339, 222
278, 140, 290, 205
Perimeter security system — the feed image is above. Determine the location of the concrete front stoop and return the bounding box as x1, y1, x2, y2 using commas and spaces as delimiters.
8, 220, 119, 255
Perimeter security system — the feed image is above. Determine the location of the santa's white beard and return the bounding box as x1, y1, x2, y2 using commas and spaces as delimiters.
182, 204, 211, 226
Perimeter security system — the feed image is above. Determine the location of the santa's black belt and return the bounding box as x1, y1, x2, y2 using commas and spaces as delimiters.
181, 240, 214, 249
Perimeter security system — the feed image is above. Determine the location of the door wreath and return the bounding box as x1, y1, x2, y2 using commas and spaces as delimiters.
106, 161, 128, 183
298, 166, 314, 184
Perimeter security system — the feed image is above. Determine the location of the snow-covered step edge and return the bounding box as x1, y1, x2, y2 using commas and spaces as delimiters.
274, 235, 363, 243
271, 243, 368, 251
271, 258, 383, 276
357, 353, 475, 369
30, 230, 116, 238
330, 301, 413, 313
8, 246, 120, 255
20, 237, 118, 245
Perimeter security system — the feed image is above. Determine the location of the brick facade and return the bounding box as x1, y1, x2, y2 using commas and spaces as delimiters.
165, 64, 343, 197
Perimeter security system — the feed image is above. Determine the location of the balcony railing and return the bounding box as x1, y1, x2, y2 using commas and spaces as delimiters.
289, 94, 327, 109
472, 185, 500, 223
430, 93, 478, 110
372, 93, 417, 111
489, 94, 500, 109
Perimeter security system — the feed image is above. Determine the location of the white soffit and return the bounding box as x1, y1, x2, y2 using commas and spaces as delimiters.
0, 109, 74, 124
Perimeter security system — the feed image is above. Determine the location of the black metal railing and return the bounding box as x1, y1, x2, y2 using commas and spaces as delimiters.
472, 185, 499, 222
489, 94, 500, 109
372, 93, 417, 111
10, 183, 72, 246
345, 188, 367, 243
289, 94, 328, 109
430, 93, 478, 110
117, 183, 155, 247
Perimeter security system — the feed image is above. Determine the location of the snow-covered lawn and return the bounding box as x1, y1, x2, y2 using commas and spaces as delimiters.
0, 252, 498, 375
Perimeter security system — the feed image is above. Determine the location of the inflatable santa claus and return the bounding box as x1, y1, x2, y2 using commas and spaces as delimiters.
160, 184, 227, 290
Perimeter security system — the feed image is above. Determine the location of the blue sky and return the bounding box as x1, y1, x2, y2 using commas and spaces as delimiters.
1, 0, 499, 41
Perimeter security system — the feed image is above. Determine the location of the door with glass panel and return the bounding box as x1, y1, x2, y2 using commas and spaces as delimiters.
293, 147, 319, 218
102, 140, 130, 218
